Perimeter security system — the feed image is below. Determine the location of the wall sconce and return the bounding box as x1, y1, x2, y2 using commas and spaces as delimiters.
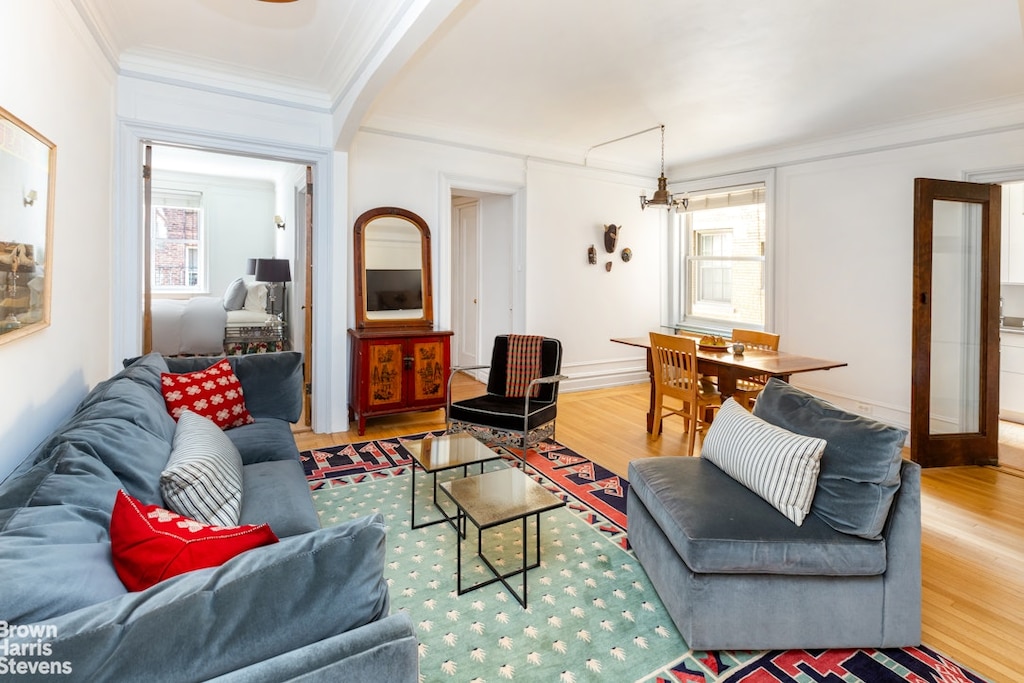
274, 215, 286, 230
23, 190, 37, 207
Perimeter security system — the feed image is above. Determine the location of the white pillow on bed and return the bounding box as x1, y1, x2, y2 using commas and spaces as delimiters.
243, 283, 267, 312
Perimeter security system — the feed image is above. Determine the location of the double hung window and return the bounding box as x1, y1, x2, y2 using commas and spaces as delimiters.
669, 172, 772, 332
151, 190, 205, 293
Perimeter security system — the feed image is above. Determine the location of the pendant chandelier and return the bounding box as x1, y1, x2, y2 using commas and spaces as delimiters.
639, 125, 687, 211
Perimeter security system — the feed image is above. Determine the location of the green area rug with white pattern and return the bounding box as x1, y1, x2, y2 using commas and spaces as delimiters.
313, 460, 724, 682
305, 436, 988, 683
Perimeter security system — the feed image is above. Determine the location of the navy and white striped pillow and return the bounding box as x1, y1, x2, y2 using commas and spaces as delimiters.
160, 410, 244, 527
701, 398, 826, 525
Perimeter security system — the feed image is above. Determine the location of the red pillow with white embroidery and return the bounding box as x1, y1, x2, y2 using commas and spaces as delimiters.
110, 489, 278, 592
161, 359, 255, 430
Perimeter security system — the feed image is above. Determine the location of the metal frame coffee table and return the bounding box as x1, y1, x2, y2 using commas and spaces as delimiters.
404, 432, 503, 532
439, 467, 565, 608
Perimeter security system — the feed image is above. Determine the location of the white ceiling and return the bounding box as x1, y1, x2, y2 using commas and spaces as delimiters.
75, 0, 409, 105
75, 0, 1024, 176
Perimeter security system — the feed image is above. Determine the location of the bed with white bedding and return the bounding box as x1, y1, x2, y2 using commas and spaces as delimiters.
151, 296, 227, 356
151, 280, 285, 356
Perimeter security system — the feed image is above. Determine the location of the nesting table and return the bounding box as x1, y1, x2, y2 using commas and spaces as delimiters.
404, 432, 503, 532
440, 467, 565, 608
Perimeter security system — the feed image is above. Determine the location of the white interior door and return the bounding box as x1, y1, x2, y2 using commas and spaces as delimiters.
452, 197, 480, 368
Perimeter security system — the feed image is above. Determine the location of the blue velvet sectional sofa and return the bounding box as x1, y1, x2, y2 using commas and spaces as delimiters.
628, 378, 921, 651
0, 352, 417, 682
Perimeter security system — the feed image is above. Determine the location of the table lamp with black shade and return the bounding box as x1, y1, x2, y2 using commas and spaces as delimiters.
254, 258, 291, 322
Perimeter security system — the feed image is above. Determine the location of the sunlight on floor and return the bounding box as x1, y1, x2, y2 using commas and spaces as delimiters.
999, 419, 1024, 471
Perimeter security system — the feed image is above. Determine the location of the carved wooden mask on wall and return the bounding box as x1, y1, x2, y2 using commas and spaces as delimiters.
603, 224, 620, 253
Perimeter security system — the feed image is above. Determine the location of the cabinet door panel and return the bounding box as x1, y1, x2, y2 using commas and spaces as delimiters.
1002, 342, 1024, 373
410, 337, 448, 404
367, 341, 404, 408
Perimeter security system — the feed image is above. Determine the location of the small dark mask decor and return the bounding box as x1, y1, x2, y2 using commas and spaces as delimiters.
588, 245, 597, 264
603, 224, 620, 253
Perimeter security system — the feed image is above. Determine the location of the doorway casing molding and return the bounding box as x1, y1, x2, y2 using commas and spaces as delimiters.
112, 120, 346, 433
437, 174, 526, 337
964, 165, 1024, 184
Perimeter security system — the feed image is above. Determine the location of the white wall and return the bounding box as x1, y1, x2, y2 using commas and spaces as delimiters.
150, 170, 277, 298
353, 123, 1024, 430
761, 128, 1024, 427
113, 75, 342, 432
478, 193, 514, 345
349, 131, 526, 349
0, 1, 116, 478
524, 161, 662, 387
5, 3, 1021, 473
349, 133, 661, 391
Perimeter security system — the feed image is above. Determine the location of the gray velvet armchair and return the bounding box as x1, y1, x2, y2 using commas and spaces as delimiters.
626, 379, 921, 651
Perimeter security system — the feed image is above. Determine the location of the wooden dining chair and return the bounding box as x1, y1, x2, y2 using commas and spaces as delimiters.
649, 332, 722, 456
730, 328, 781, 409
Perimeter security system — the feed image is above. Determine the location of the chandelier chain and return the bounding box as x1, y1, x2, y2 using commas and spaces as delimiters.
660, 124, 665, 174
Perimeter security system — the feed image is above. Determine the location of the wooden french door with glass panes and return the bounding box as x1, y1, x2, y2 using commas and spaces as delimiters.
911, 178, 1001, 467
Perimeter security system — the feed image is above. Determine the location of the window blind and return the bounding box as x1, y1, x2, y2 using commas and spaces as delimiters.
676, 185, 765, 213
152, 189, 202, 208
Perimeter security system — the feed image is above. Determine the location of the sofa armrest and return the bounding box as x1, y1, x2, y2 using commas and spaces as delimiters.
207, 612, 418, 683
19, 514, 390, 682
878, 459, 922, 646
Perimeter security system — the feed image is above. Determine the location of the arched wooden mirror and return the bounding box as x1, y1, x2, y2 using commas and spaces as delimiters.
353, 207, 433, 329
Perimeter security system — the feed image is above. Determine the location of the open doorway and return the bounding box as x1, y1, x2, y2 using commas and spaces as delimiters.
998, 180, 1024, 471
962, 169, 1024, 472
450, 190, 515, 373
142, 144, 313, 425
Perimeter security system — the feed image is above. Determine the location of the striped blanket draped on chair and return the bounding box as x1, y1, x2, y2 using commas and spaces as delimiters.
505, 334, 545, 398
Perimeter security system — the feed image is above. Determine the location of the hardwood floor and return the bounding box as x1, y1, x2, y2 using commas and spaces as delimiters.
294, 382, 1024, 682
998, 419, 1024, 471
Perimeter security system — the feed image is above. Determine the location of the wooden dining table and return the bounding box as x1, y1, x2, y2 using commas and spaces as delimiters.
611, 332, 848, 433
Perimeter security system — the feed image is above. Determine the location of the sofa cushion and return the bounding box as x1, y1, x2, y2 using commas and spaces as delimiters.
17, 515, 391, 682
448, 394, 558, 433
226, 419, 301, 464
627, 457, 887, 576
701, 398, 826, 526
161, 358, 255, 430
753, 378, 908, 539
164, 352, 304, 423
0, 444, 129, 623
239, 460, 320, 536
111, 490, 278, 592
33, 372, 175, 506
117, 351, 171, 395
161, 411, 244, 526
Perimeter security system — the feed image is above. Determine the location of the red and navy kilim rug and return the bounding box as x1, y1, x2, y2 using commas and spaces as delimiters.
301, 432, 989, 683
303, 430, 629, 533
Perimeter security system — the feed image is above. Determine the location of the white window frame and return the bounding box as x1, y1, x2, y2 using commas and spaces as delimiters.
665, 168, 775, 335
151, 189, 206, 294
693, 229, 734, 306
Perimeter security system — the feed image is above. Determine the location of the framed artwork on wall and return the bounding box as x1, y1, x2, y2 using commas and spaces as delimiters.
0, 105, 55, 344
